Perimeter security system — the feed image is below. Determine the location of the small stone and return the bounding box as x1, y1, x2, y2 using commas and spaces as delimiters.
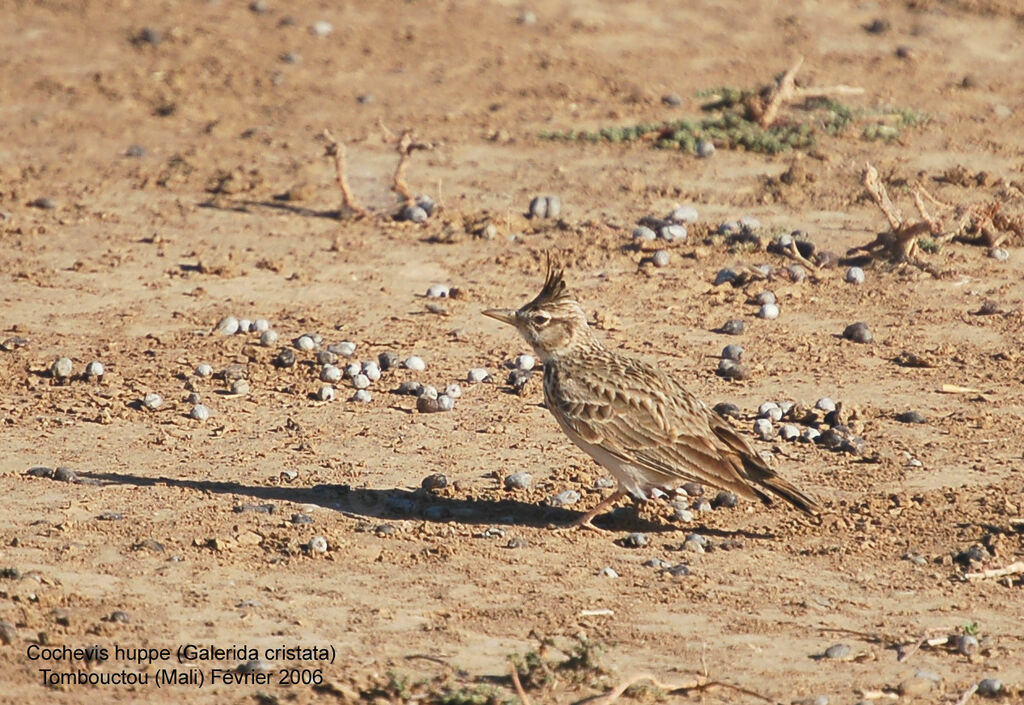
514, 354, 536, 371
720, 319, 745, 335
316, 385, 335, 402
416, 195, 436, 216
467, 367, 491, 383
682, 538, 705, 554
135, 27, 162, 45
309, 20, 333, 37
421, 473, 448, 492
259, 329, 279, 346
30, 196, 56, 210
787, 264, 807, 282
350, 373, 370, 389
444, 383, 462, 399
504, 472, 532, 490
401, 205, 428, 223
955, 634, 979, 656
320, 365, 342, 384
426, 284, 450, 298
294, 335, 316, 351
845, 266, 866, 284
0, 621, 16, 645
528, 195, 561, 219
378, 351, 399, 370
416, 396, 440, 413
331, 341, 357, 358
632, 226, 657, 241
352, 389, 373, 403
50, 357, 73, 379
896, 410, 927, 424
142, 393, 162, 410
275, 349, 296, 368
547, 489, 581, 507
436, 394, 455, 411
403, 356, 426, 372
651, 249, 670, 268
517, 10, 537, 24
711, 491, 739, 509
801, 428, 821, 443
599, 566, 618, 578
215, 316, 240, 336
739, 216, 761, 234
716, 359, 749, 380
419, 385, 438, 400
658, 225, 686, 242
316, 350, 338, 366
343, 362, 361, 379
758, 401, 780, 418
397, 380, 423, 396
779, 423, 800, 441
662, 94, 683, 107
506, 537, 529, 549
307, 536, 328, 554
842, 322, 873, 343
195, 363, 213, 378
753, 418, 774, 441
756, 291, 776, 306
85, 361, 104, 378
714, 268, 738, 286
97, 512, 123, 521
758, 302, 780, 320
865, 17, 890, 34
898, 677, 933, 698
712, 402, 740, 419
668, 205, 699, 223
815, 397, 837, 412
26, 466, 55, 478
988, 247, 1009, 262
253, 318, 270, 332
622, 532, 649, 548
673, 507, 694, 522
665, 564, 690, 577
362, 361, 382, 382
189, 404, 210, 421
508, 369, 532, 392
721, 344, 743, 361
824, 643, 851, 659
125, 144, 145, 158
977, 678, 1002, 697
237, 318, 252, 333
696, 139, 715, 158
230, 379, 250, 395
54, 466, 78, 483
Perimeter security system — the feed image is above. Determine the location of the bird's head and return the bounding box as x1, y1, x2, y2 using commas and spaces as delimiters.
483, 264, 592, 362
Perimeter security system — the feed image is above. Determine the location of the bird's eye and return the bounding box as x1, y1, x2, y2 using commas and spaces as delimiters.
531, 312, 551, 326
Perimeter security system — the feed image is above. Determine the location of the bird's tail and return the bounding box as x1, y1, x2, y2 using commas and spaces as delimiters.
744, 459, 820, 516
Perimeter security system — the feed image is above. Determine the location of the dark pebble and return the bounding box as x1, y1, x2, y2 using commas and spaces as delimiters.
842, 322, 873, 343
814, 250, 838, 268
233, 503, 275, 514
506, 537, 529, 549
97, 512, 124, 521
52, 608, 71, 626
26, 466, 55, 479
957, 545, 988, 565
134, 27, 162, 45
0, 567, 22, 580
721, 344, 744, 361
274, 348, 296, 368
378, 351, 400, 371
865, 18, 890, 34
507, 368, 532, 393
664, 564, 690, 577
621, 532, 649, 548
720, 319, 745, 336
291, 513, 314, 524
977, 679, 1002, 697
0, 620, 16, 645
421, 473, 448, 492
374, 523, 396, 536
132, 538, 165, 552
712, 491, 739, 509
681, 481, 704, 496
54, 467, 78, 483
1, 336, 30, 351
125, 144, 146, 158
108, 611, 131, 624
712, 403, 740, 419
716, 359, 750, 380
661, 93, 683, 106
416, 396, 441, 413
423, 505, 452, 521
357, 93, 374, 104
30, 197, 56, 210
397, 380, 423, 396
896, 410, 927, 424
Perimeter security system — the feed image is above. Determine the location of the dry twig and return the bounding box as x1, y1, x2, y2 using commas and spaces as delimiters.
964, 561, 1024, 581
587, 672, 772, 705
751, 57, 864, 127
758, 56, 804, 127
391, 129, 433, 208
322, 129, 372, 219
509, 661, 531, 705
955, 683, 979, 705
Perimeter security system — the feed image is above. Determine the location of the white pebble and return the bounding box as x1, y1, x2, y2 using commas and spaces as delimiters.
753, 418, 774, 441
194, 363, 213, 378
801, 427, 821, 443
815, 397, 836, 412
230, 379, 250, 395
437, 394, 455, 411
361, 361, 381, 382
652, 250, 670, 268
351, 373, 370, 389
85, 361, 104, 378
215, 315, 239, 335
632, 226, 656, 241
320, 364, 342, 383
779, 424, 800, 441
419, 385, 438, 400
403, 355, 426, 372
295, 335, 316, 351
308, 536, 329, 554
317, 385, 335, 402
658, 225, 687, 242
343, 362, 361, 379
696, 139, 715, 158
758, 401, 780, 418
758, 302, 780, 320
253, 318, 270, 332
845, 266, 865, 284
189, 404, 210, 421
143, 393, 162, 411
309, 20, 333, 37
351, 389, 372, 403
989, 248, 1009, 261
335, 341, 356, 357
426, 284, 450, 298
237, 318, 252, 333
669, 205, 699, 223
599, 566, 619, 578
467, 368, 491, 383
51, 357, 73, 379
445, 383, 462, 399
514, 354, 536, 371
259, 329, 279, 346
757, 291, 776, 306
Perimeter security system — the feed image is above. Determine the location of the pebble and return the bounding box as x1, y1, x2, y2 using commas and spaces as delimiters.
378, 351, 399, 370
721, 344, 743, 361
253, 318, 270, 333
142, 393, 162, 411
135, 27, 162, 45
514, 354, 536, 371
658, 225, 686, 243
397, 380, 423, 396
419, 385, 439, 400
309, 20, 333, 37
548, 489, 581, 507
716, 359, 749, 380
649, 249, 670, 268
54, 466, 78, 483
668, 205, 699, 223
988, 248, 1009, 262
673, 506, 695, 522
528, 195, 561, 219
842, 322, 873, 343
416, 396, 441, 413
801, 428, 821, 443
401, 205, 428, 223
97, 512, 123, 521
896, 410, 927, 424
352, 388, 373, 403
721, 319, 745, 335
622, 533, 649, 548
195, 363, 213, 378
662, 93, 683, 107
417, 195, 436, 216
0, 620, 16, 645
307, 536, 328, 554
682, 538, 705, 554
955, 634, 979, 656
320, 365, 342, 383
713, 402, 740, 418
599, 566, 619, 578
816, 397, 837, 412
779, 423, 800, 441
436, 394, 455, 411
444, 383, 462, 399
758, 302, 780, 320
753, 418, 774, 440
237, 318, 252, 333
508, 369, 532, 392
421, 473, 448, 492
403, 356, 426, 372
26, 466, 54, 478
215, 316, 240, 335
230, 379, 250, 395
977, 678, 1002, 697
517, 10, 537, 25
350, 373, 370, 389
295, 335, 316, 351
665, 564, 690, 577
644, 557, 672, 569
31, 196, 57, 210
342, 362, 360, 379
712, 491, 739, 509
186, 392, 201, 404
898, 677, 933, 698
426, 284, 450, 298
332, 341, 357, 357
50, 357, 73, 379
824, 643, 851, 659
696, 139, 715, 158
739, 216, 761, 234
632, 226, 656, 241
189, 404, 210, 421
316, 385, 335, 402
467, 367, 491, 383
275, 349, 296, 368
259, 330, 279, 346
507, 537, 529, 549
713, 268, 737, 286
504, 472, 532, 490
362, 361, 382, 382
787, 264, 807, 282
125, 144, 146, 158
758, 401, 780, 418
316, 350, 338, 366
756, 291, 776, 306
845, 266, 866, 284
85, 361, 104, 378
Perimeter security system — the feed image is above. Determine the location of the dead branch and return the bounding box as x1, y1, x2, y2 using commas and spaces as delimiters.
509, 661, 531, 705
955, 683, 978, 705
863, 162, 904, 231
964, 560, 1024, 581
322, 129, 372, 219
912, 187, 944, 234
391, 129, 433, 208
588, 672, 772, 705
793, 85, 865, 99
758, 56, 804, 127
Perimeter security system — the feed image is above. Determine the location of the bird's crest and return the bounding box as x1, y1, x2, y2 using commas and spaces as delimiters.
524, 258, 571, 311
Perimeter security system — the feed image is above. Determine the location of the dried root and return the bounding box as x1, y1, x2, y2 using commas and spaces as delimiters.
322, 129, 372, 219
391, 129, 434, 208
749, 56, 865, 128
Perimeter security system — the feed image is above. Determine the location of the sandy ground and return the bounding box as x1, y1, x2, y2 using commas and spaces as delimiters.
1, 1, 1023, 703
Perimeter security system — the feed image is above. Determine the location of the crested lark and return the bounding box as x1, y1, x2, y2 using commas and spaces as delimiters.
483, 264, 818, 531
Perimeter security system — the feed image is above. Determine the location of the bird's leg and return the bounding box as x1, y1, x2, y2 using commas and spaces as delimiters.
564, 489, 627, 533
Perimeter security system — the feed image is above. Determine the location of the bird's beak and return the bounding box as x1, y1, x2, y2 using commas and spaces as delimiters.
482, 308, 517, 326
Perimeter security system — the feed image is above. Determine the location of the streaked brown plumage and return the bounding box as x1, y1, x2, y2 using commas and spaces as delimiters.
483, 264, 818, 530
